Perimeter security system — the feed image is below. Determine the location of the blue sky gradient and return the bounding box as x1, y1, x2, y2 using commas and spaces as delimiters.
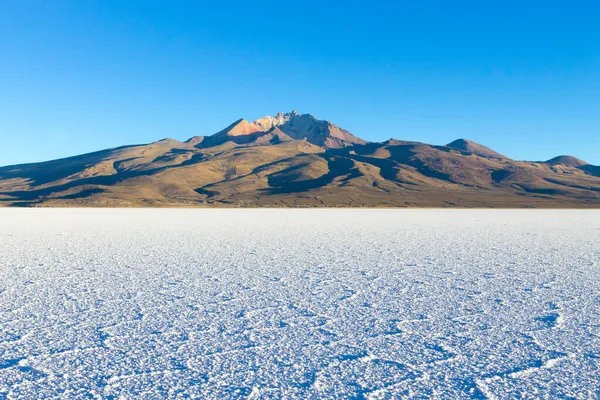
1, 1, 598, 166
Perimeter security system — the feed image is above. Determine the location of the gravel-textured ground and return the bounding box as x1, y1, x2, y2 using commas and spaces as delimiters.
0, 209, 599, 399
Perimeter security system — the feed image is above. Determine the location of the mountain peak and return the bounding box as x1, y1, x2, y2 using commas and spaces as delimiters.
277, 110, 299, 116
221, 118, 265, 137
198, 111, 366, 149
545, 155, 588, 167
267, 111, 316, 126
446, 138, 507, 160
269, 111, 365, 148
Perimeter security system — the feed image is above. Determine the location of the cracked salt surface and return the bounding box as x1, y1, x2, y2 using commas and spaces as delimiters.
0, 209, 599, 399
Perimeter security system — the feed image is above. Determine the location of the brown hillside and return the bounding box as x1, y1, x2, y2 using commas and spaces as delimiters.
1, 112, 599, 208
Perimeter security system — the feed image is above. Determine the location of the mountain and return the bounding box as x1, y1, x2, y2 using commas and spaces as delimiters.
544, 155, 588, 167
446, 139, 507, 160
1, 112, 599, 208
197, 111, 365, 149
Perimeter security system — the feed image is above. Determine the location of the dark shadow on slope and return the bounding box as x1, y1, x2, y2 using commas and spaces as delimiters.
518, 186, 571, 196
178, 153, 208, 167
54, 188, 106, 200
112, 157, 142, 172
543, 178, 600, 192
267, 163, 313, 187
351, 142, 387, 156
151, 148, 196, 163
170, 148, 195, 154
491, 170, 512, 183
197, 132, 269, 148
250, 156, 313, 175
269, 134, 284, 145
385, 144, 420, 164
404, 162, 453, 182
386, 145, 454, 182
349, 154, 401, 181
580, 164, 600, 178
264, 155, 362, 194
433, 144, 474, 157
194, 187, 220, 198
152, 154, 179, 164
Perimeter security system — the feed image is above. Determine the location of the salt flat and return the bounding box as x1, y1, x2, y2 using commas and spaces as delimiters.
0, 209, 599, 399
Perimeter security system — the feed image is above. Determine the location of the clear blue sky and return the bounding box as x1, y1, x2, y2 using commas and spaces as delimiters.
1, 0, 598, 166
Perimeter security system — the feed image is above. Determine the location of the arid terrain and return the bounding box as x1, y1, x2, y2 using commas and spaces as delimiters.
1, 111, 599, 208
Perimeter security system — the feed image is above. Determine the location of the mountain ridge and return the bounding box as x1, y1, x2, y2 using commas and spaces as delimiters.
1, 111, 599, 208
